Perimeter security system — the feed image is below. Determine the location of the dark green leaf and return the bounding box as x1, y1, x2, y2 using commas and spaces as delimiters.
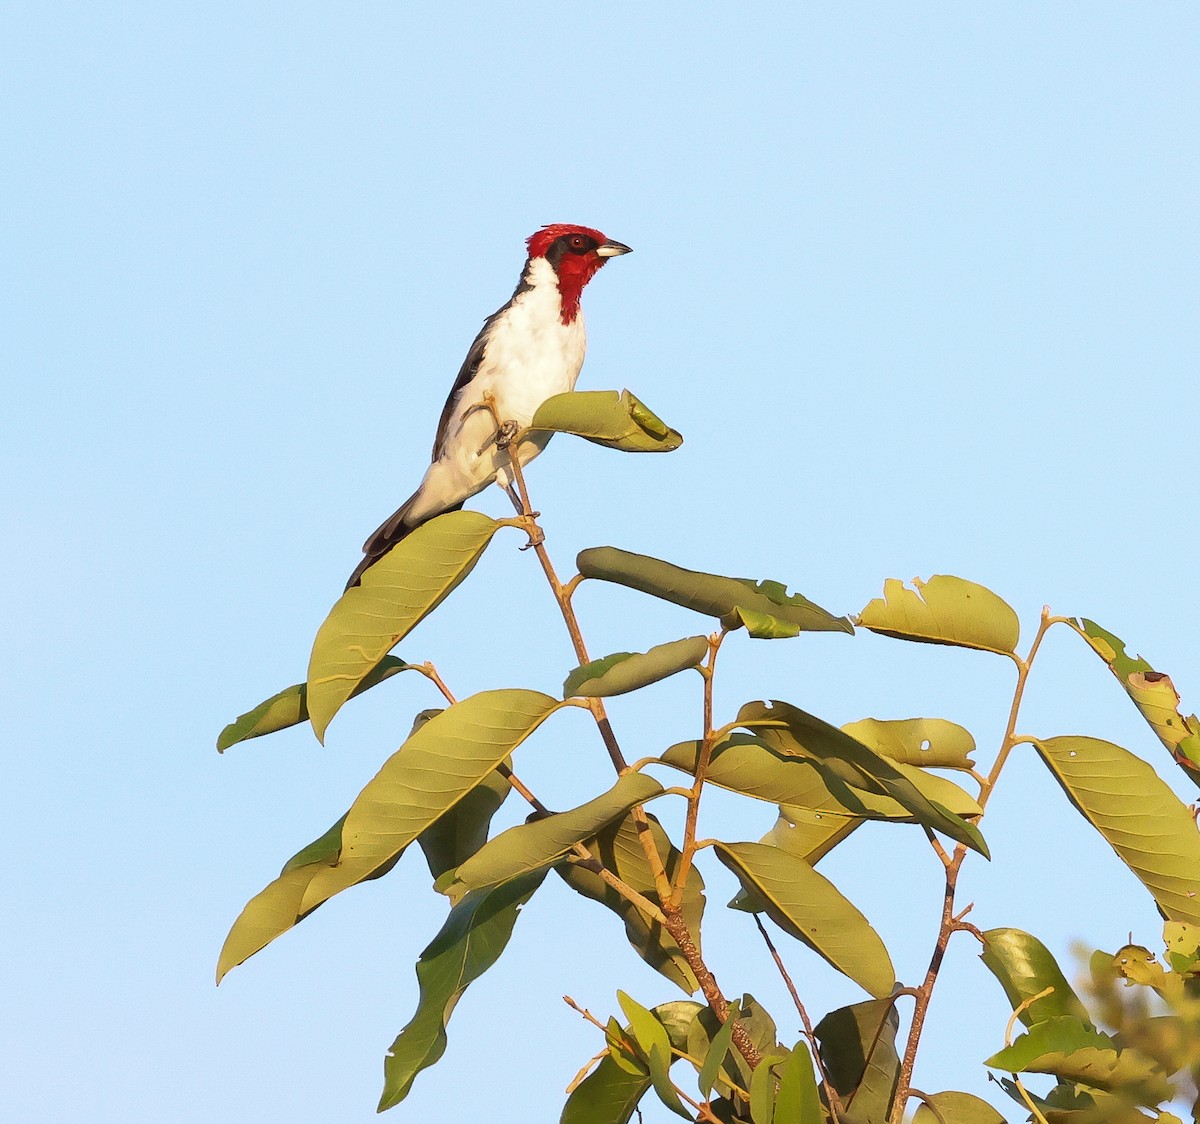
576, 547, 853, 635
1033, 736, 1200, 923
698, 999, 741, 1101
217, 656, 412, 751
448, 773, 663, 901
560, 1055, 650, 1124
417, 766, 512, 885
857, 575, 1019, 655
776, 1040, 821, 1123
687, 995, 780, 1106
737, 700, 989, 857
564, 636, 709, 698
980, 927, 1091, 1029
715, 842, 896, 998
557, 813, 705, 993
307, 510, 502, 741
984, 1015, 1173, 1107
815, 998, 900, 1124
530, 389, 683, 452
378, 871, 546, 1110
618, 991, 690, 1119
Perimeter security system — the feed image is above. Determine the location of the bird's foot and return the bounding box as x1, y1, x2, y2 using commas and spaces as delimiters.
518, 514, 544, 550
495, 419, 520, 450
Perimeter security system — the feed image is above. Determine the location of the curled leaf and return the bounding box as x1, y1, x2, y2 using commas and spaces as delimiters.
564, 636, 709, 698
529, 389, 683, 452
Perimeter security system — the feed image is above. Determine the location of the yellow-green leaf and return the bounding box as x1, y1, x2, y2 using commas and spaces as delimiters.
840, 717, 977, 771
1034, 735, 1200, 924
577, 546, 853, 635
563, 636, 709, 699
217, 656, 412, 752
617, 991, 690, 1119
1078, 619, 1200, 785
306, 510, 502, 741
447, 773, 663, 901
912, 1091, 1007, 1124
715, 841, 896, 997
980, 927, 1091, 1029
858, 575, 1019, 655
530, 389, 683, 452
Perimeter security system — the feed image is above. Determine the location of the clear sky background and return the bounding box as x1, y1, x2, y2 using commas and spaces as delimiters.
4, 4, 1198, 1121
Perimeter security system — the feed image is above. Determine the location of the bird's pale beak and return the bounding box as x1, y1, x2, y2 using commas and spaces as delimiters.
596, 239, 633, 257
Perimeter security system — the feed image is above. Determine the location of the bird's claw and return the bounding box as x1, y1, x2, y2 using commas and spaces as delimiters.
519, 514, 544, 550
495, 419, 520, 449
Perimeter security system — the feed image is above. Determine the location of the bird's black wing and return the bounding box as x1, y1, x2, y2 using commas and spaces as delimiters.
430, 271, 532, 460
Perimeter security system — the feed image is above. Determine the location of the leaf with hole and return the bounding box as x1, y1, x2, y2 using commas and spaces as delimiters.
858, 575, 1019, 655
217, 656, 413, 751
576, 546, 853, 635
306, 510, 502, 741
1078, 618, 1200, 787
715, 841, 895, 997
840, 717, 977, 770
564, 636, 709, 698
529, 389, 683, 452
1033, 736, 1200, 923
447, 772, 663, 902
378, 871, 546, 1111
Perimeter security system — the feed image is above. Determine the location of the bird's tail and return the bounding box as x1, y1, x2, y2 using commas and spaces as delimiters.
344, 492, 465, 590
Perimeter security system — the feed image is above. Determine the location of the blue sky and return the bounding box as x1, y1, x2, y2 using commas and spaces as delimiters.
4, 4, 1198, 1121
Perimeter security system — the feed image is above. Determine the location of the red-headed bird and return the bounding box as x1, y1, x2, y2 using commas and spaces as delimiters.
346, 224, 632, 589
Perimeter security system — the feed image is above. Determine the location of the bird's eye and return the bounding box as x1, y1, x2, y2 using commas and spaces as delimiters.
569, 234, 588, 251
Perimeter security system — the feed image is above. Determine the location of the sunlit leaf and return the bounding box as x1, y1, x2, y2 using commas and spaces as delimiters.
297, 690, 561, 915
857, 575, 1019, 655
1033, 736, 1200, 923
378, 871, 546, 1111
564, 636, 709, 698
417, 765, 512, 885
576, 546, 853, 635
980, 927, 1091, 1029
217, 656, 413, 751
840, 717, 977, 771
911, 1090, 1007, 1123
557, 813, 704, 994
687, 994, 780, 1106
1078, 619, 1200, 787
984, 1015, 1173, 1107
750, 1049, 789, 1123
736, 700, 988, 856
698, 999, 741, 1101
715, 841, 896, 997
815, 998, 900, 1124
530, 389, 683, 452
776, 1040, 821, 1123
447, 773, 663, 901
617, 991, 690, 1119
306, 510, 502, 741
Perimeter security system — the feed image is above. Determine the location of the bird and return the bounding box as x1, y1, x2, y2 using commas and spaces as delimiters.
345, 224, 632, 590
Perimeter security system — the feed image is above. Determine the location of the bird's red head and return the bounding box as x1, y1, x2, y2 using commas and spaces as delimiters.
526, 224, 632, 324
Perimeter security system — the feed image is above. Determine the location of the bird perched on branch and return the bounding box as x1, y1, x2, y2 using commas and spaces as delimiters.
345, 224, 632, 589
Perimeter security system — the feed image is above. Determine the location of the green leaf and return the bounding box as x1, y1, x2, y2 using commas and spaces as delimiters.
216, 812, 403, 982
839, 717, 977, 771
564, 636, 709, 698
560, 1054, 651, 1124
749, 1049, 788, 1124
714, 841, 896, 998
557, 812, 705, 994
698, 999, 741, 1101
217, 656, 413, 751
687, 995, 780, 1105
662, 735, 982, 823
1033, 736, 1200, 923
912, 1090, 1007, 1123
815, 998, 900, 1124
776, 1040, 821, 1123
306, 510, 502, 741
447, 773, 664, 901
980, 927, 1092, 1029
530, 389, 684, 452
295, 690, 561, 916
984, 1015, 1173, 1107
617, 991, 690, 1119
857, 575, 1019, 655
576, 546, 853, 635
378, 871, 545, 1110
1078, 619, 1200, 787
736, 700, 989, 857
417, 765, 512, 885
